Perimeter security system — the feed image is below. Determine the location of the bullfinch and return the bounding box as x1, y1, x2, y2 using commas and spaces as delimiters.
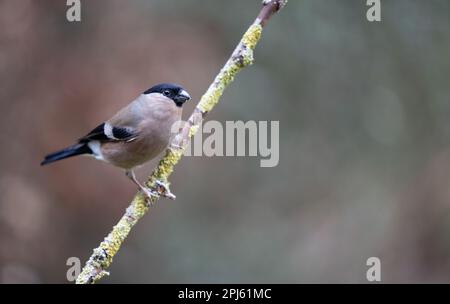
41, 83, 191, 199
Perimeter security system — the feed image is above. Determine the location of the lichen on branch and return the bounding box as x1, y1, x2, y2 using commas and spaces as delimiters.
75, 0, 287, 284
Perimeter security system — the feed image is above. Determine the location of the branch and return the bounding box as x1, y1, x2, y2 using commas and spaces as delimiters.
75, 0, 287, 284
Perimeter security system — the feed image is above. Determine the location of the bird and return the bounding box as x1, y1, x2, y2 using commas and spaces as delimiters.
41, 83, 191, 200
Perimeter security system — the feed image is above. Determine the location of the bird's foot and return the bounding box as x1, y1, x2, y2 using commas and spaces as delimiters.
140, 187, 160, 205
140, 180, 176, 203
154, 180, 176, 200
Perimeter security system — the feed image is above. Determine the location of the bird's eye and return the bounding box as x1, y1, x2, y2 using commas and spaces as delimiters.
163, 90, 171, 96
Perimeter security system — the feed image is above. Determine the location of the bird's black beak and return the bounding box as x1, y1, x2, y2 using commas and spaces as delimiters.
174, 90, 191, 106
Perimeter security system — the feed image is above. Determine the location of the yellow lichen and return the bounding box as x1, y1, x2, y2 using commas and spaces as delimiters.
131, 195, 149, 218
150, 149, 184, 182
197, 86, 221, 113
242, 24, 262, 50
189, 125, 200, 138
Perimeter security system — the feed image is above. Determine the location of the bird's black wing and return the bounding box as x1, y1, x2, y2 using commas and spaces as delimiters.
79, 123, 107, 142
79, 123, 137, 143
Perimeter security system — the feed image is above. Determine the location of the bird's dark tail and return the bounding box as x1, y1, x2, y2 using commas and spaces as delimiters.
41, 143, 92, 166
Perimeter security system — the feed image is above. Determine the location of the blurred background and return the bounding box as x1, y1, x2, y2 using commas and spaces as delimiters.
1, 0, 450, 283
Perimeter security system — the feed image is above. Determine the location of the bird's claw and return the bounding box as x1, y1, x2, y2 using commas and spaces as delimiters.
140, 180, 176, 204
139, 188, 157, 206
154, 180, 176, 200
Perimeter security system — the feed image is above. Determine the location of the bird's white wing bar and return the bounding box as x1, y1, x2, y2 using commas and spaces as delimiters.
103, 122, 137, 141
78, 122, 137, 143
104, 122, 118, 140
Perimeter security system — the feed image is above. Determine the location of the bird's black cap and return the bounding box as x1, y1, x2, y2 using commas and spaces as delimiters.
143, 83, 191, 107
